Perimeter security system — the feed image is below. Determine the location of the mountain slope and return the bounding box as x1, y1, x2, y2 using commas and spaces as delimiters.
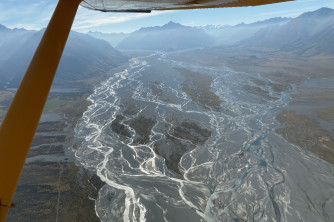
88, 31, 130, 47
117, 22, 215, 51
0, 24, 35, 65
0, 67, 9, 89
236, 7, 334, 56
3, 30, 128, 88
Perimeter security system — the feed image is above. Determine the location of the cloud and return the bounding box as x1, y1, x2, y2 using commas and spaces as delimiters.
0, 0, 171, 31
73, 7, 171, 30
0, 0, 56, 30
6, 23, 43, 30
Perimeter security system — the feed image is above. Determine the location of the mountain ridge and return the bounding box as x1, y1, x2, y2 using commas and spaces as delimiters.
117, 22, 215, 51
88, 31, 130, 47
0, 24, 36, 65
234, 7, 334, 56
0, 27, 128, 89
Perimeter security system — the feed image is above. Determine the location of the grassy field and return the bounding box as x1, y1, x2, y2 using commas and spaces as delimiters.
44, 99, 70, 112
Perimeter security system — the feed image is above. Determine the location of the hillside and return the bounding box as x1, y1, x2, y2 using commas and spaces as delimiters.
1, 29, 128, 89
236, 7, 334, 56
0, 25, 35, 65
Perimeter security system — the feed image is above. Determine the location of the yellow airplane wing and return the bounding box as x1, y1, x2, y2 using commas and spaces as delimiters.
81, 0, 292, 12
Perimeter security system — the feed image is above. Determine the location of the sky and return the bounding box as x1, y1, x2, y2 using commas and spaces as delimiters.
0, 0, 334, 33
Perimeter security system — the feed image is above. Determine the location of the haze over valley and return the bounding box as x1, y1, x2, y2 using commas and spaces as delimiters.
1, 7, 334, 222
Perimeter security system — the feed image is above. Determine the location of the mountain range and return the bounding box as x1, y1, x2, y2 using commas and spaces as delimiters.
199, 17, 291, 45
1, 7, 333, 89
0, 25, 36, 65
116, 21, 215, 51
92, 7, 334, 57
236, 7, 334, 56
0, 26, 128, 89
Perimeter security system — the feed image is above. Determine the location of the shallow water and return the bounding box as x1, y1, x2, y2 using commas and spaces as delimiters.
74, 52, 334, 222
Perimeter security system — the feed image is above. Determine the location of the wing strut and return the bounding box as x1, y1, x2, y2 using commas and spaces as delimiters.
0, 0, 82, 220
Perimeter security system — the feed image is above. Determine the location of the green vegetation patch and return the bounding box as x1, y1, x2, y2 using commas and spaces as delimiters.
44, 99, 70, 112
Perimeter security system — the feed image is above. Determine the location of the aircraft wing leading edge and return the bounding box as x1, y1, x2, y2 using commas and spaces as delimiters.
81, 0, 293, 12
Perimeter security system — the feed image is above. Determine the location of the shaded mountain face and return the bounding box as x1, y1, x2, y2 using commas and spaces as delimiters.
0, 24, 8, 31
88, 31, 130, 47
117, 21, 215, 51
236, 7, 334, 56
0, 67, 9, 89
0, 25, 35, 65
2, 29, 128, 89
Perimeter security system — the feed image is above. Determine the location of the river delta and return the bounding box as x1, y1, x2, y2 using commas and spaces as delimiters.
73, 52, 334, 221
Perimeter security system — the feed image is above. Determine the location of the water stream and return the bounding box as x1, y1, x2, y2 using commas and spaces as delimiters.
74, 52, 334, 222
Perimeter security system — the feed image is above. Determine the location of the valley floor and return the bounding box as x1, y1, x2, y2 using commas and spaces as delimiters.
2, 90, 104, 222
175, 48, 334, 165
2, 48, 334, 221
